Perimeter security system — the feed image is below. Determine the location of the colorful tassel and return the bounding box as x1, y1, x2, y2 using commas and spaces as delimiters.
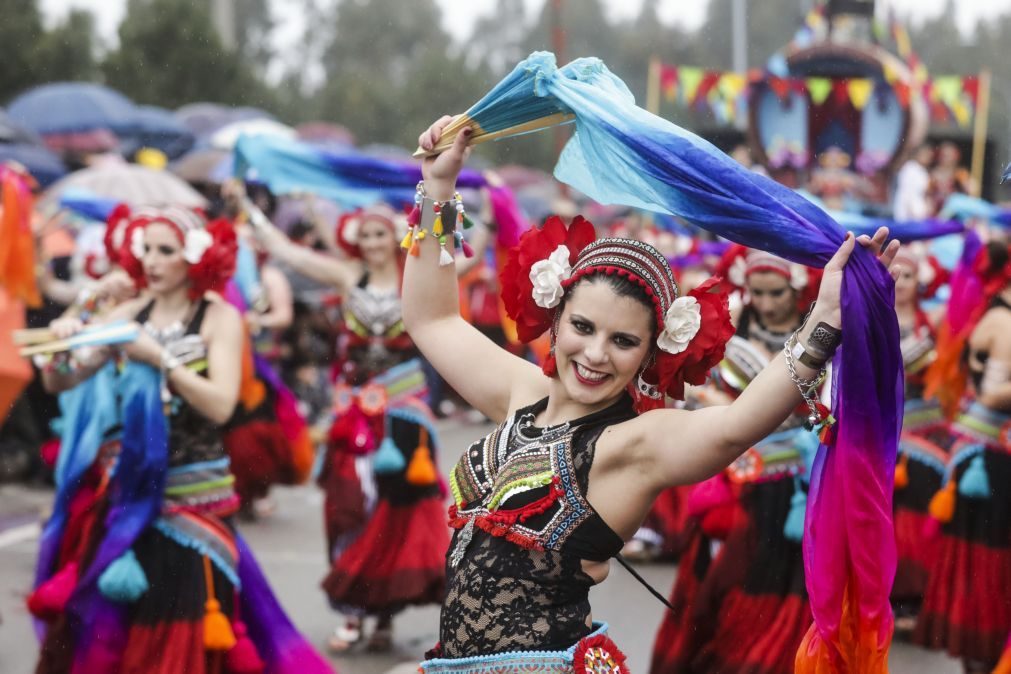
541, 349, 557, 377
225, 620, 266, 673
439, 244, 454, 266
783, 481, 807, 542
958, 453, 990, 498
409, 240, 421, 257
928, 478, 957, 523
98, 549, 149, 602
372, 436, 406, 474
203, 555, 236, 651
27, 561, 79, 619
400, 228, 414, 250
461, 239, 475, 258
433, 215, 444, 237
406, 427, 438, 486
407, 206, 420, 227
894, 452, 909, 489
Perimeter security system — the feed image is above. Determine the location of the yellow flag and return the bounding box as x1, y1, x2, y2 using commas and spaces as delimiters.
847, 79, 874, 110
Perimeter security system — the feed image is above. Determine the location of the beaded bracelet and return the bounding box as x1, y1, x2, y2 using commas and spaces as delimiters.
403, 181, 475, 265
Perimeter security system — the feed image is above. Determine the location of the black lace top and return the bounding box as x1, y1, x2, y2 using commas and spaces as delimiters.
439, 394, 635, 657
135, 299, 224, 467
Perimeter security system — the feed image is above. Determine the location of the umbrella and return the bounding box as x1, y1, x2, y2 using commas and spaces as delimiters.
462, 52, 900, 673
121, 106, 195, 159
42, 162, 207, 209
210, 119, 296, 150
296, 122, 355, 147
169, 148, 232, 185
7, 82, 137, 136
0, 109, 43, 145
175, 103, 275, 138
0, 144, 68, 187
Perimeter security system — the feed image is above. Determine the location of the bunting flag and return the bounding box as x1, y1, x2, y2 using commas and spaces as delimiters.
479, 51, 901, 674
654, 59, 981, 129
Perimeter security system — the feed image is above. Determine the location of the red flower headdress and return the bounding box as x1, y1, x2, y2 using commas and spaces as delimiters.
893, 245, 949, 301
715, 244, 822, 312
116, 205, 237, 300
335, 204, 406, 260
500, 216, 733, 412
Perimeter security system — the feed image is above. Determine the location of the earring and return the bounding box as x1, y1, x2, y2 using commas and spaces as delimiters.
636, 372, 662, 399
542, 343, 558, 377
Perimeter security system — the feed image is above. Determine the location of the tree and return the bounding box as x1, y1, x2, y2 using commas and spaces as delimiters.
235, 0, 275, 71
102, 0, 279, 110
0, 0, 49, 102
36, 10, 100, 83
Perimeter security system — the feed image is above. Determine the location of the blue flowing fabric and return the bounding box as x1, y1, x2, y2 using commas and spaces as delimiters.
234, 134, 487, 208
940, 192, 1011, 226
515, 52, 901, 670
795, 192, 965, 241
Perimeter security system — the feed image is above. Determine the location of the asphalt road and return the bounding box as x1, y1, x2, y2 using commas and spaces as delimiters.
0, 417, 962, 673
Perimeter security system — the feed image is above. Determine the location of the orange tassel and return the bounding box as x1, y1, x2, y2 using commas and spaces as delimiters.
405, 427, 438, 486
928, 479, 957, 523
894, 453, 909, 489
993, 639, 1011, 674
203, 556, 236, 651
409, 240, 420, 257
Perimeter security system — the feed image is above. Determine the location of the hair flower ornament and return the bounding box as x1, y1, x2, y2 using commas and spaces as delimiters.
529, 244, 572, 308
658, 296, 702, 354
130, 227, 146, 261
182, 228, 213, 264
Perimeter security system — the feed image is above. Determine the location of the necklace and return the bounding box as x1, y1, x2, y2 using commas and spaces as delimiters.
143, 301, 197, 346
514, 412, 571, 446
747, 318, 799, 355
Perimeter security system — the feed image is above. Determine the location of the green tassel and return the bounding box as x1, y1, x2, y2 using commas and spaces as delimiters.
98, 549, 149, 602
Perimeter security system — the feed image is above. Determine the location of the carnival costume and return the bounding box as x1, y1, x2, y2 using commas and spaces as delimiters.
891, 250, 946, 624
651, 248, 820, 674
30, 206, 332, 674
412, 214, 734, 672
915, 242, 1011, 667
319, 206, 448, 617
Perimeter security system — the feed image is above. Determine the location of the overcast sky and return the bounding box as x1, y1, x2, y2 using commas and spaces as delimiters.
39, 0, 1011, 57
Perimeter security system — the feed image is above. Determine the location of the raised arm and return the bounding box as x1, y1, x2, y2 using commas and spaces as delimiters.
632, 228, 900, 488
402, 117, 545, 422
251, 218, 358, 293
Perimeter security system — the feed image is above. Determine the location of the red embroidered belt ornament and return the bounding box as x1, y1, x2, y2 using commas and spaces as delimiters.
573, 634, 628, 674
332, 383, 388, 454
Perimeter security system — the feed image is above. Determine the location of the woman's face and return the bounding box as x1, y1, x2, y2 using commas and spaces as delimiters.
358, 217, 396, 266
894, 261, 918, 306
553, 280, 653, 408
141, 223, 189, 295
746, 271, 797, 327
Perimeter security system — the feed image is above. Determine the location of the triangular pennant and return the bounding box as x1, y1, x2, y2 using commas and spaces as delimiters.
848, 79, 875, 110
951, 100, 972, 128
881, 61, 900, 85
678, 67, 704, 105
807, 78, 832, 105
769, 77, 791, 101
694, 71, 722, 106
962, 75, 980, 105
832, 80, 850, 106
893, 82, 911, 108
932, 76, 963, 107
660, 64, 679, 101
718, 73, 747, 102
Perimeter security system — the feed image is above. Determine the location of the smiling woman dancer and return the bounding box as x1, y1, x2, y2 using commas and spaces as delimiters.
403, 119, 901, 672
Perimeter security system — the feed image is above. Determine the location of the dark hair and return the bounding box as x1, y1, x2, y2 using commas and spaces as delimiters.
563, 272, 659, 337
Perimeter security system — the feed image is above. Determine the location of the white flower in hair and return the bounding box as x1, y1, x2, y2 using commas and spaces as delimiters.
658, 296, 702, 354
529, 245, 572, 309
729, 257, 747, 288
789, 264, 808, 290
182, 229, 213, 264
130, 228, 146, 260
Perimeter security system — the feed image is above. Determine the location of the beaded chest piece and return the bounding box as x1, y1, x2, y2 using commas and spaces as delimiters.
448, 409, 599, 566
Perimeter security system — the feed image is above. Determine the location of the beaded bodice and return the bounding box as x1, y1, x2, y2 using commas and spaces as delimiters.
338, 277, 414, 384
439, 395, 635, 657
136, 299, 223, 467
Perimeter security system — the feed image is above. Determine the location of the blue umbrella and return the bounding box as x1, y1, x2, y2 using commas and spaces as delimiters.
0, 108, 43, 145
120, 106, 195, 159
8, 82, 138, 135
0, 144, 67, 187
